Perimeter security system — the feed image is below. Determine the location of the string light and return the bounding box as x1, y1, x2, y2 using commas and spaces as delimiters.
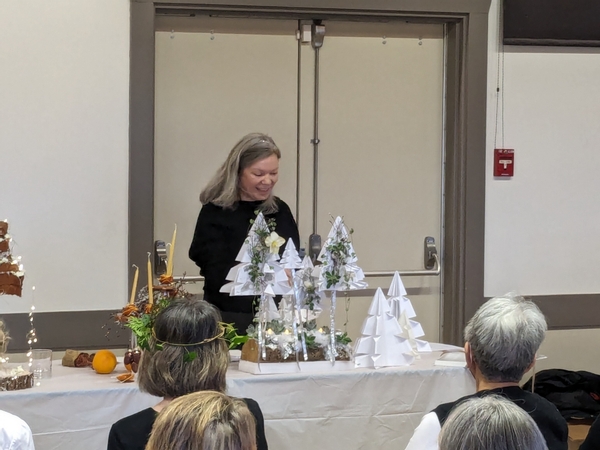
25, 286, 38, 368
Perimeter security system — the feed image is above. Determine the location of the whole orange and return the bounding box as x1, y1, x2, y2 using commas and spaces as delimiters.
92, 350, 118, 374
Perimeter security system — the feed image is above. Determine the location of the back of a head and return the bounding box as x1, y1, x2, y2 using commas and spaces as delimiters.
439, 395, 548, 450
464, 293, 547, 382
137, 298, 229, 398
146, 391, 257, 450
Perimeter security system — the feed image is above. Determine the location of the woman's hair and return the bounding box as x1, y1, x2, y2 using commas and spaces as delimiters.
147, 391, 257, 450
464, 293, 547, 383
439, 395, 548, 450
137, 298, 229, 398
200, 133, 281, 214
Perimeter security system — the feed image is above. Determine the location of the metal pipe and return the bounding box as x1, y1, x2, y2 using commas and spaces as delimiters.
172, 254, 440, 283
312, 45, 320, 235
295, 20, 302, 225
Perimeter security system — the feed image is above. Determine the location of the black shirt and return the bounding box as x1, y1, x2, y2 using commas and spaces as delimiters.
580, 415, 600, 450
434, 386, 568, 450
107, 397, 268, 450
188, 198, 300, 316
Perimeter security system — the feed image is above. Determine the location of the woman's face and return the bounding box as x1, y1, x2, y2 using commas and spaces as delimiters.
239, 154, 279, 201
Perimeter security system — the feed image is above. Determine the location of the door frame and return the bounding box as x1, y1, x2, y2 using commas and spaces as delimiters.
130, 0, 491, 345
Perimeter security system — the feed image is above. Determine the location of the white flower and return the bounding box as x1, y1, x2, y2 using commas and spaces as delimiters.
304, 280, 313, 289
265, 232, 285, 254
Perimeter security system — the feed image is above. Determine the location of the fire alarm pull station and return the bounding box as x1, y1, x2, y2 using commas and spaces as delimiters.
494, 149, 514, 177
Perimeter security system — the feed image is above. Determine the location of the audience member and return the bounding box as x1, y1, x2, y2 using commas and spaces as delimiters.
405, 293, 568, 450
580, 414, 600, 450
146, 391, 256, 450
0, 410, 35, 450
439, 395, 548, 450
108, 298, 267, 450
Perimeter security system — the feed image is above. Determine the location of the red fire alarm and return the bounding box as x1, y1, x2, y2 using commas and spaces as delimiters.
494, 149, 514, 177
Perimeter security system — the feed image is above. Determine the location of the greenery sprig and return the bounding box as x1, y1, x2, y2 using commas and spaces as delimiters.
323, 220, 356, 289
246, 212, 277, 293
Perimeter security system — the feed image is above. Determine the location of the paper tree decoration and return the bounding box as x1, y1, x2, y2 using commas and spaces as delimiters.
387, 272, 431, 353
317, 217, 367, 363
220, 213, 289, 297
220, 213, 291, 359
278, 295, 295, 327
317, 217, 366, 292
387, 272, 415, 318
279, 239, 303, 270
354, 288, 414, 368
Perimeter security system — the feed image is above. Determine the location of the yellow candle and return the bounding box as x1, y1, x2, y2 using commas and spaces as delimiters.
166, 224, 177, 277
147, 253, 153, 305
129, 265, 139, 305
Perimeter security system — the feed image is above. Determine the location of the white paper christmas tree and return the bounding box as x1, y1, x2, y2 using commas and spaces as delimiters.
354, 288, 414, 368
264, 295, 281, 322
317, 217, 367, 363
387, 272, 431, 353
278, 295, 295, 327
293, 256, 324, 320
279, 239, 303, 270
317, 217, 367, 292
220, 213, 290, 296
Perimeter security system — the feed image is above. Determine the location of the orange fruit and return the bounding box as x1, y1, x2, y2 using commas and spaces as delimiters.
92, 350, 118, 374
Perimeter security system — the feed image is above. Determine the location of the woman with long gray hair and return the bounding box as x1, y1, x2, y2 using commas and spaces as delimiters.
439, 395, 548, 450
189, 133, 300, 334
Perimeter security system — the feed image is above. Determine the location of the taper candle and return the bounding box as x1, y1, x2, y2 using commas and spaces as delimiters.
129, 265, 139, 305
166, 224, 177, 277
147, 253, 153, 304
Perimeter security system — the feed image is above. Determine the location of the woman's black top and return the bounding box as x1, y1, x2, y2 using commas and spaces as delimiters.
107, 397, 268, 450
188, 198, 300, 330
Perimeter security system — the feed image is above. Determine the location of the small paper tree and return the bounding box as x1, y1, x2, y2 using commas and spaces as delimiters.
290, 256, 325, 360
354, 288, 414, 368
279, 239, 303, 270
317, 217, 367, 363
387, 272, 431, 353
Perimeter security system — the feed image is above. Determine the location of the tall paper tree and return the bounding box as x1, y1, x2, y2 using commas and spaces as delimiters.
220, 213, 289, 357
317, 217, 367, 363
387, 272, 431, 353
354, 288, 414, 368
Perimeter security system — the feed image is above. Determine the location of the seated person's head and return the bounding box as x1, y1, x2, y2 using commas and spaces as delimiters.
137, 298, 229, 398
146, 391, 257, 450
439, 395, 548, 450
464, 294, 546, 383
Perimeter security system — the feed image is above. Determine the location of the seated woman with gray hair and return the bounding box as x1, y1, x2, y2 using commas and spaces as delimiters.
108, 298, 267, 450
405, 294, 568, 450
146, 391, 256, 450
439, 395, 548, 450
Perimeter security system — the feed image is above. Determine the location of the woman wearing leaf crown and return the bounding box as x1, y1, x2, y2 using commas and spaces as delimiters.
189, 133, 300, 335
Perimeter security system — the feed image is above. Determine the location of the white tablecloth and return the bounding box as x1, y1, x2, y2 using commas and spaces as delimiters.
1, 351, 475, 450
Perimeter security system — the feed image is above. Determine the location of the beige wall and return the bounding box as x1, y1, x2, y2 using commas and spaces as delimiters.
0, 0, 130, 313
485, 0, 600, 372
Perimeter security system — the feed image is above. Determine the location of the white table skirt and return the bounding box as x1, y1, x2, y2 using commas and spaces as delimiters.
1, 350, 475, 450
